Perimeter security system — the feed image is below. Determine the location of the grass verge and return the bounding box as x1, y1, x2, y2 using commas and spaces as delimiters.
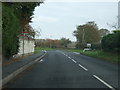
34, 47, 119, 63
34, 47, 70, 54
67, 49, 119, 63
34, 47, 59, 54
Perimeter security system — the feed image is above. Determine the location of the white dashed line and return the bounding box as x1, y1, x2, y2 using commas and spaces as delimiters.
93, 75, 115, 90
71, 59, 77, 63
62, 52, 115, 90
78, 64, 88, 71
68, 57, 71, 59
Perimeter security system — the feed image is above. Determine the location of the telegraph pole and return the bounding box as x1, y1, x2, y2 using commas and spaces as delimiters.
82, 29, 85, 44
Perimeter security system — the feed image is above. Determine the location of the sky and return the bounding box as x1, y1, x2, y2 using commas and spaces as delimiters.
30, 0, 119, 41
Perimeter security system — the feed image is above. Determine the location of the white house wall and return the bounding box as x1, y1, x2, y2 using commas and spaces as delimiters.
18, 38, 35, 55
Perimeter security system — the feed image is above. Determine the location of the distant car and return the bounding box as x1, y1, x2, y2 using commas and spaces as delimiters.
83, 48, 92, 52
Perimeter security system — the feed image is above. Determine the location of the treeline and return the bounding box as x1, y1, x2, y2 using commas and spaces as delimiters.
35, 37, 71, 48
2, 2, 43, 59
73, 21, 120, 53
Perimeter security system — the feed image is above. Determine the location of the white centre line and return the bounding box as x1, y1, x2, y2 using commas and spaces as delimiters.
78, 64, 88, 71
71, 59, 77, 63
93, 75, 116, 90
68, 57, 71, 59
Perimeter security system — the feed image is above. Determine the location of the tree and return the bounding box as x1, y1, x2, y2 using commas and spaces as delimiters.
73, 21, 101, 44
2, 2, 43, 59
60, 38, 71, 48
107, 16, 120, 30
99, 29, 110, 38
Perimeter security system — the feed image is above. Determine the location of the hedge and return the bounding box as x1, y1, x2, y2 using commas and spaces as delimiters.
102, 31, 120, 53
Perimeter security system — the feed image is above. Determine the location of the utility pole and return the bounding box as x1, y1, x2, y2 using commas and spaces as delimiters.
82, 28, 85, 44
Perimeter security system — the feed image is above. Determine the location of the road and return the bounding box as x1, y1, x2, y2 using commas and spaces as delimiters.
5, 50, 118, 89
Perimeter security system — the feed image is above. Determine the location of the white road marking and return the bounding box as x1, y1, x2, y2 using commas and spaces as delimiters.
73, 52, 80, 54
39, 59, 43, 63
93, 75, 116, 90
78, 64, 88, 71
71, 59, 77, 63
68, 57, 71, 59
62, 53, 77, 63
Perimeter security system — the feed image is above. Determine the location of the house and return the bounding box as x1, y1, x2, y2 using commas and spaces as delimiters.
15, 24, 35, 57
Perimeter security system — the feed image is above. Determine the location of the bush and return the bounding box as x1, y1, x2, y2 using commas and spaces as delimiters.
91, 43, 101, 50
102, 31, 120, 53
75, 43, 86, 49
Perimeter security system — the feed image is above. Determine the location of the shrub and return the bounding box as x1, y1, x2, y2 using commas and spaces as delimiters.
102, 31, 120, 53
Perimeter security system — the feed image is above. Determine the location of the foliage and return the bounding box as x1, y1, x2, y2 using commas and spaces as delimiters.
60, 37, 71, 48
102, 30, 120, 53
35, 38, 71, 48
73, 21, 100, 43
2, 4, 20, 59
35, 38, 72, 48
68, 49, 118, 63
98, 28, 110, 38
2, 2, 43, 59
73, 21, 101, 49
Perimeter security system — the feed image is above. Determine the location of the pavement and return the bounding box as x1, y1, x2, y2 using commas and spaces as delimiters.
2, 51, 46, 86
3, 50, 119, 89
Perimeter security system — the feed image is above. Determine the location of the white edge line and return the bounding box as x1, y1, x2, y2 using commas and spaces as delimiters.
78, 64, 88, 71
93, 75, 116, 90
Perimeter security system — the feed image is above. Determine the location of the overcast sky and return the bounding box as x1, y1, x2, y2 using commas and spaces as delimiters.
30, 0, 119, 41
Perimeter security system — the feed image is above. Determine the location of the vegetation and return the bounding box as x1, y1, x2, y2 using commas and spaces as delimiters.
34, 47, 67, 54
34, 47, 54, 54
34, 47, 118, 63
99, 28, 110, 38
2, 4, 21, 59
2, 2, 43, 59
73, 21, 100, 43
60, 37, 71, 48
68, 49, 118, 63
102, 30, 120, 53
35, 37, 71, 48
73, 21, 101, 49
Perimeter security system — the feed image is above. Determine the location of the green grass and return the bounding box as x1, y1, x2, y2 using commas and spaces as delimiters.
34, 47, 55, 54
34, 47, 69, 54
68, 49, 119, 63
34, 47, 119, 63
